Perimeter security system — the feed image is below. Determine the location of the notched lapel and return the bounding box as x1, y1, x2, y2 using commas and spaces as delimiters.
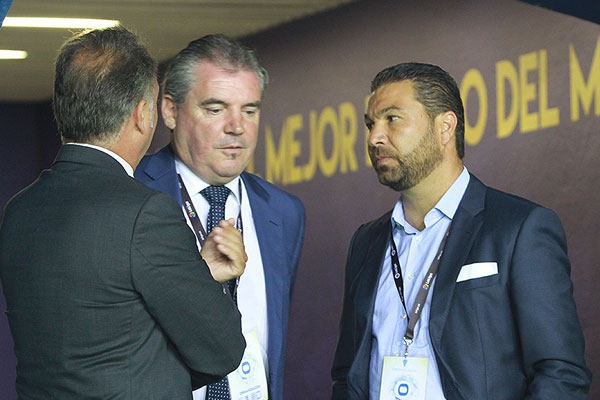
429, 175, 486, 347
240, 174, 287, 378
347, 214, 391, 397
139, 146, 182, 204
352, 220, 390, 332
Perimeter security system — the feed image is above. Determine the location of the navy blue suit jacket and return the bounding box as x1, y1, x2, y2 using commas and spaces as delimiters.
135, 145, 305, 400
332, 175, 591, 399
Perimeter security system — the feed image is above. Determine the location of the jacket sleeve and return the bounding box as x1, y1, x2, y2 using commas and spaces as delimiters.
511, 207, 591, 398
130, 192, 245, 389
331, 227, 363, 400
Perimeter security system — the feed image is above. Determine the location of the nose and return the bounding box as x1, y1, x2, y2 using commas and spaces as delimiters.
224, 112, 244, 135
368, 122, 387, 147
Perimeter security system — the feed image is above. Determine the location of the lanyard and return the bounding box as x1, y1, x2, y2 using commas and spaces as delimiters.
389, 221, 452, 357
177, 174, 243, 247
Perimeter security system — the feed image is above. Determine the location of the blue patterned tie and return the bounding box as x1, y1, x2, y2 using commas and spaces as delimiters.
201, 185, 234, 400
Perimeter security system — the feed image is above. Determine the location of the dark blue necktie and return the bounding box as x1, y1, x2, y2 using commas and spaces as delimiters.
201, 185, 234, 400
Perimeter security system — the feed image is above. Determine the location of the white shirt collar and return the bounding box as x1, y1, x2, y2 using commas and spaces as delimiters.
392, 166, 470, 231
67, 143, 134, 177
174, 156, 241, 201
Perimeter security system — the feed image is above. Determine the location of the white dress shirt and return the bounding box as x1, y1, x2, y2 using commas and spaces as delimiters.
369, 167, 470, 400
174, 159, 269, 400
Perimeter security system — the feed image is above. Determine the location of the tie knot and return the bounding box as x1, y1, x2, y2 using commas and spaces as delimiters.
201, 185, 231, 207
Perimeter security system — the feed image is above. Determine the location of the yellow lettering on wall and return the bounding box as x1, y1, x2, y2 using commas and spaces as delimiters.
303, 110, 318, 181
496, 60, 519, 138
460, 68, 488, 146
265, 123, 286, 184
539, 49, 560, 128
570, 37, 600, 121
317, 106, 339, 177
338, 102, 358, 174
286, 114, 303, 184
519, 51, 538, 132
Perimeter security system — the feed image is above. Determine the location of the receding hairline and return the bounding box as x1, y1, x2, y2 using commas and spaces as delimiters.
173, 60, 263, 103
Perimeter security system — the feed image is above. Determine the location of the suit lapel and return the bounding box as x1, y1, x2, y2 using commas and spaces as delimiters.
429, 175, 486, 361
353, 214, 391, 336
240, 173, 286, 381
348, 213, 391, 398
139, 146, 182, 204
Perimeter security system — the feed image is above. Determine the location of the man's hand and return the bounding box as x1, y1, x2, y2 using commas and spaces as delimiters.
200, 218, 247, 282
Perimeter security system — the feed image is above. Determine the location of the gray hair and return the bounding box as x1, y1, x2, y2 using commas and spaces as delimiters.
162, 34, 269, 106
53, 26, 157, 144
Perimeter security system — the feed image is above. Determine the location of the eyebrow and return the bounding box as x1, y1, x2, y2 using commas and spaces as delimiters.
199, 98, 227, 107
198, 98, 262, 109
375, 106, 401, 118
364, 106, 401, 122
244, 101, 262, 109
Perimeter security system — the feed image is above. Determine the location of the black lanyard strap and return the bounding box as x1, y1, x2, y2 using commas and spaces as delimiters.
177, 174, 243, 247
389, 221, 452, 357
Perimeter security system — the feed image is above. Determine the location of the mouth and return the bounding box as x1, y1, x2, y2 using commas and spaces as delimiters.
370, 148, 395, 166
374, 155, 393, 164
220, 145, 245, 151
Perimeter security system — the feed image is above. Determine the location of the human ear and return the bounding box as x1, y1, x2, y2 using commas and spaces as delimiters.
437, 111, 457, 146
161, 94, 178, 130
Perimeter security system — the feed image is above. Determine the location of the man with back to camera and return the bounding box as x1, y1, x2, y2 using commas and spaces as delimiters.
135, 34, 305, 400
331, 62, 591, 399
0, 26, 247, 399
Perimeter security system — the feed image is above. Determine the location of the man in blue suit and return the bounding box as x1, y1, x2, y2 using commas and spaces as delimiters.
135, 34, 305, 400
331, 63, 591, 399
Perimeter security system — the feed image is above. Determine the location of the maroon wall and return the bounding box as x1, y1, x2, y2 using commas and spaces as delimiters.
2, 0, 598, 398
241, 0, 600, 397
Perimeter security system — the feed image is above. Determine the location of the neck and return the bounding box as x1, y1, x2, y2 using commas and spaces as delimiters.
108, 141, 138, 171
400, 160, 463, 231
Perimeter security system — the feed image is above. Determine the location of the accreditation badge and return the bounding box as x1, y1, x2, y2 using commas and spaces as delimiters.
379, 356, 428, 400
228, 331, 269, 400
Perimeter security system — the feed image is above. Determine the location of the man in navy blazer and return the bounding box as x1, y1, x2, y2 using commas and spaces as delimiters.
331, 63, 591, 399
135, 34, 305, 400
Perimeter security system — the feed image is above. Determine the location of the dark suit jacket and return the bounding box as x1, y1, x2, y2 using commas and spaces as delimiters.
0, 145, 245, 399
135, 145, 305, 400
332, 174, 591, 399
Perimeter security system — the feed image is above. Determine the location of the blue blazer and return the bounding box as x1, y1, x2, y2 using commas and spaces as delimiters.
135, 145, 305, 400
332, 175, 591, 399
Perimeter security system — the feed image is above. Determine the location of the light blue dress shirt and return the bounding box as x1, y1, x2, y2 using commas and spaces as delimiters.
369, 167, 470, 400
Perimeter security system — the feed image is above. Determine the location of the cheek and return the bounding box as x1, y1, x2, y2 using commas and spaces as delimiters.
184, 121, 219, 152
244, 121, 260, 145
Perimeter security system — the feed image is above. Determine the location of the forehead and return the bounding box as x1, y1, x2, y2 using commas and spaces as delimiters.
367, 80, 420, 116
189, 61, 261, 99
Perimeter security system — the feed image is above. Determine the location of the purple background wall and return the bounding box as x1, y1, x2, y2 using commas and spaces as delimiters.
1, 0, 599, 398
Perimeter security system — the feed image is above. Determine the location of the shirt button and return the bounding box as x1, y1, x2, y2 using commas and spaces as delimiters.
401, 313, 407, 319
408, 274, 414, 280
414, 236, 422, 243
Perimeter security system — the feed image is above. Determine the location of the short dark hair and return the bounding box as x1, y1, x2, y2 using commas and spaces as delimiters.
53, 26, 157, 144
371, 62, 465, 159
162, 34, 268, 106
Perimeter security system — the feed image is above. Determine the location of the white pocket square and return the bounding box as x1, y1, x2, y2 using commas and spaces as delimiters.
456, 262, 498, 282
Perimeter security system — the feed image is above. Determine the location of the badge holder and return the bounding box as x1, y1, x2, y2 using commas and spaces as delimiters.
228, 331, 269, 400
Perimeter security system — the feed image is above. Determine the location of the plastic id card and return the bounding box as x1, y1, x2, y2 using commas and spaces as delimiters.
379, 356, 428, 400
228, 331, 268, 400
